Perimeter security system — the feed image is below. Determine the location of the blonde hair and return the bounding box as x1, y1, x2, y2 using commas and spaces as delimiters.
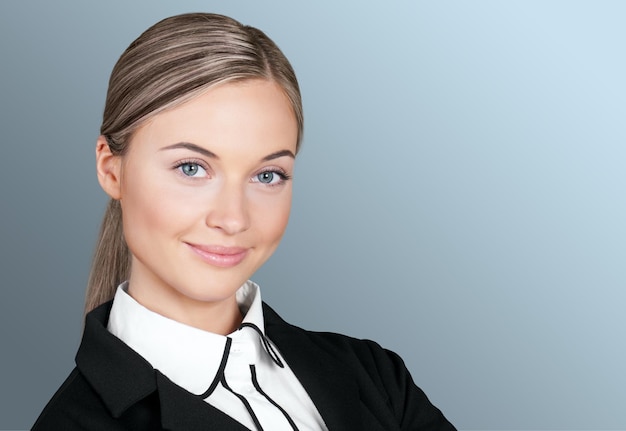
85, 13, 303, 312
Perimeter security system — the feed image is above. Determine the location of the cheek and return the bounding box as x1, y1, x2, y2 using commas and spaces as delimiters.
120, 174, 193, 248
255, 191, 292, 245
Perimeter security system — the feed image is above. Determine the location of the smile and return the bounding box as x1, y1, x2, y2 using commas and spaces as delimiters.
185, 243, 249, 268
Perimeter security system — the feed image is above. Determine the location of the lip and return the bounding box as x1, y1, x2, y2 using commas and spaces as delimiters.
185, 243, 249, 268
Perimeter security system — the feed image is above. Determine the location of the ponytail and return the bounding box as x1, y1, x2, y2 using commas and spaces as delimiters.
85, 199, 130, 313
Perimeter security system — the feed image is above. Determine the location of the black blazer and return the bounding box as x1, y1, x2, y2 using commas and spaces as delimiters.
33, 301, 456, 430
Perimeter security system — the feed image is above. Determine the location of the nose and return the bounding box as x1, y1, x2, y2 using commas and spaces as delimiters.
205, 182, 251, 235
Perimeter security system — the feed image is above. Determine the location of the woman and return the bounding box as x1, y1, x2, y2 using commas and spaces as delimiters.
33, 12, 456, 431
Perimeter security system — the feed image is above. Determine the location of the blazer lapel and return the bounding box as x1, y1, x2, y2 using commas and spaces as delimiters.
157, 372, 250, 431
264, 304, 363, 431
80, 302, 250, 431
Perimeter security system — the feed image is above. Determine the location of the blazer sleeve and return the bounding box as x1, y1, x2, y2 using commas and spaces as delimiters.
356, 340, 457, 431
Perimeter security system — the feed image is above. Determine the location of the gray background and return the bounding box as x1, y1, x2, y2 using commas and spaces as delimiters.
1, 1, 625, 429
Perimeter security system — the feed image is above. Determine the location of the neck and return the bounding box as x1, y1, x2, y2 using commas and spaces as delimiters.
127, 278, 243, 335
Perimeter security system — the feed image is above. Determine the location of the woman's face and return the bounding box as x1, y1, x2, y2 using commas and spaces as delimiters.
99, 79, 297, 324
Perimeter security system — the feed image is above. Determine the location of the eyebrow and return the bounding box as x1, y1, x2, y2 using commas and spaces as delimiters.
261, 149, 296, 161
161, 142, 218, 159
160, 142, 295, 161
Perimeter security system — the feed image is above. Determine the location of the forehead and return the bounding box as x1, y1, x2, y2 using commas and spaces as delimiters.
130, 79, 298, 155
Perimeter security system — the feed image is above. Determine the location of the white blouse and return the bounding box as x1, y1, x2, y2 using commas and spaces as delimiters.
107, 281, 328, 431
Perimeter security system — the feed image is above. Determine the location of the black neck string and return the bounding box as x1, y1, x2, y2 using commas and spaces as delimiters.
239, 322, 284, 368
250, 364, 300, 431
221, 374, 264, 431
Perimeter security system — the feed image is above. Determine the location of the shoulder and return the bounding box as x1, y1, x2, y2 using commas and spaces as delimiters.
263, 302, 457, 430
33, 303, 163, 431
264, 301, 408, 371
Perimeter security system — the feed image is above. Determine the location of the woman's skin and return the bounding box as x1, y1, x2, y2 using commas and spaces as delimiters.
96, 79, 298, 335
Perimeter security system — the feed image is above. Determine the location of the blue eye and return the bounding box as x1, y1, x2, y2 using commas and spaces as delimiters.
178, 162, 206, 177
257, 171, 275, 184
252, 170, 290, 186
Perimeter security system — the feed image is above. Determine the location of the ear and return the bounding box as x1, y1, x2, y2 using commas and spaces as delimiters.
96, 135, 123, 200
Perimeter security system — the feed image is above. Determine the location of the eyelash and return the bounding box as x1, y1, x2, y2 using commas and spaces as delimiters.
172, 159, 292, 187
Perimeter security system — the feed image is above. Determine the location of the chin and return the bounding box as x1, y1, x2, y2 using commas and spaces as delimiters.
172, 279, 247, 304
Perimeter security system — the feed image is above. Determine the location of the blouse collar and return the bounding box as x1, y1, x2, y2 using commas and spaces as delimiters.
107, 280, 274, 396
